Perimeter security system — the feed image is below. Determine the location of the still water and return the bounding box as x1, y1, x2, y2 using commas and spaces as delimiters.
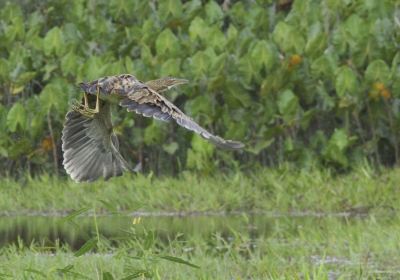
0, 214, 272, 249
0, 212, 374, 250
1, 213, 399, 278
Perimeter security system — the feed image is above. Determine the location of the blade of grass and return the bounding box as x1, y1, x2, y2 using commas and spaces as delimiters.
57, 265, 91, 279
159, 255, 200, 269
24, 268, 46, 278
121, 270, 151, 280
59, 207, 91, 224
74, 238, 97, 257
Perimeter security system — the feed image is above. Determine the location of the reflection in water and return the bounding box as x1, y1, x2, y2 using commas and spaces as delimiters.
0, 214, 273, 249
0, 213, 398, 278
0, 213, 378, 250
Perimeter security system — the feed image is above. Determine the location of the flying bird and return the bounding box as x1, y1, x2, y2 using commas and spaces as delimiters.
62, 74, 244, 182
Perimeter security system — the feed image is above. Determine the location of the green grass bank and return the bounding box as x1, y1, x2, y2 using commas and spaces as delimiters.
0, 166, 399, 214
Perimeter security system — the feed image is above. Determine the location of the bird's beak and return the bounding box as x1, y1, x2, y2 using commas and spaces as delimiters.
173, 78, 189, 86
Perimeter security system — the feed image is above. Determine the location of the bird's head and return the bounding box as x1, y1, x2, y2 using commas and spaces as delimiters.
78, 82, 89, 91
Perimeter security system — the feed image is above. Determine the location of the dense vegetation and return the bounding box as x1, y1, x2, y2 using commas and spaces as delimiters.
0, 0, 399, 176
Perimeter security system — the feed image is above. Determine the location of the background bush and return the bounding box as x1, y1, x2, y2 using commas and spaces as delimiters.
0, 0, 399, 176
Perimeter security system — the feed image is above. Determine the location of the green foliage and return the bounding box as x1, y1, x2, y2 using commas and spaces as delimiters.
323, 128, 356, 167
365, 60, 391, 84
335, 66, 358, 98
277, 89, 299, 122
0, 0, 399, 175
186, 135, 215, 173
7, 102, 26, 132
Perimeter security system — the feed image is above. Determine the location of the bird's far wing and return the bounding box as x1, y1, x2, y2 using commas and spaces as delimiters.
145, 77, 188, 93
62, 97, 132, 182
119, 87, 244, 150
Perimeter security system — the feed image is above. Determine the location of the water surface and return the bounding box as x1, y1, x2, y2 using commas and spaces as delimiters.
0, 212, 384, 250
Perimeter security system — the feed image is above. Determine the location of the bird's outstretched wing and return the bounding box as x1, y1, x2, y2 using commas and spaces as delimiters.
62, 97, 132, 182
119, 87, 244, 150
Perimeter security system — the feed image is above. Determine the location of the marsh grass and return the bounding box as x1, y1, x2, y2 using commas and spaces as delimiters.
0, 214, 399, 279
0, 166, 399, 214
0, 167, 399, 279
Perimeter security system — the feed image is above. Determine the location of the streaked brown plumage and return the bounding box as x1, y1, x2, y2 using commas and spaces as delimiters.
62, 74, 244, 182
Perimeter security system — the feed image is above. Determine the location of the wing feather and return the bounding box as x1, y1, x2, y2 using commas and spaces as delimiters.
119, 87, 244, 150
62, 98, 132, 182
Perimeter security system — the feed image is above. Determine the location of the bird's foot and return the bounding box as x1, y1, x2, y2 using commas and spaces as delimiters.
71, 99, 98, 118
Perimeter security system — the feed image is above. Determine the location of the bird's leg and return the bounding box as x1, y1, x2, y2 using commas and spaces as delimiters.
83, 92, 89, 108
94, 85, 100, 113
71, 88, 100, 118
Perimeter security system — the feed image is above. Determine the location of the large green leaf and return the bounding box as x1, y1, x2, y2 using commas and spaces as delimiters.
15, 72, 36, 87
250, 40, 277, 71
155, 29, 180, 58
79, 56, 107, 81
273, 22, 305, 53
335, 66, 358, 97
159, 0, 183, 19
310, 52, 338, 78
343, 14, 367, 46
365, 60, 391, 84
1, 4, 24, 45
7, 102, 26, 132
205, 0, 223, 24
323, 129, 356, 167
160, 58, 181, 77
140, 45, 154, 66
277, 89, 299, 122
207, 26, 227, 52
305, 23, 327, 57
189, 17, 208, 41
61, 51, 79, 76
43, 26, 64, 56
40, 82, 67, 111
226, 24, 238, 45
190, 50, 212, 77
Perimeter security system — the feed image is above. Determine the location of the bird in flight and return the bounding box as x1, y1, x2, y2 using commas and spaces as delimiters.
62, 74, 244, 182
